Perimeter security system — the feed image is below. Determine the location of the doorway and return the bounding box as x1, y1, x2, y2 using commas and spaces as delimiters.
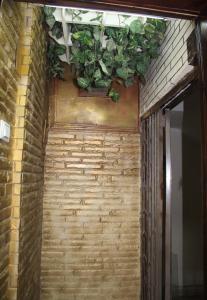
164, 83, 204, 300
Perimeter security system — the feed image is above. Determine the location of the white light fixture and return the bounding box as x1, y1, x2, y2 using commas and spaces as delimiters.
0, 120, 10, 143
45, 4, 166, 20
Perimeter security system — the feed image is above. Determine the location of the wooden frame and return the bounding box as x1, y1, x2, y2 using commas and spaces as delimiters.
14, 0, 207, 18
196, 20, 207, 298
141, 111, 164, 300
140, 19, 207, 299
162, 80, 205, 300
140, 19, 207, 300
164, 109, 171, 300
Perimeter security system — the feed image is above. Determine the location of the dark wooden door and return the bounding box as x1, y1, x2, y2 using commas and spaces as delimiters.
141, 112, 164, 300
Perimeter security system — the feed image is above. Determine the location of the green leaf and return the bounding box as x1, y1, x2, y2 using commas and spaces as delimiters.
77, 77, 90, 89
44, 6, 55, 16
144, 23, 155, 33
47, 39, 65, 80
116, 68, 128, 80
109, 89, 120, 102
114, 53, 124, 64
106, 39, 116, 52
72, 31, 93, 47
55, 45, 66, 56
46, 15, 56, 29
95, 79, 111, 88
80, 10, 89, 14
147, 19, 166, 33
93, 27, 101, 41
105, 28, 116, 39
71, 46, 79, 55
116, 67, 134, 80
136, 54, 150, 75
148, 46, 159, 58
102, 51, 114, 66
93, 69, 102, 81
130, 19, 144, 34
99, 60, 109, 75
72, 31, 82, 40
136, 63, 147, 76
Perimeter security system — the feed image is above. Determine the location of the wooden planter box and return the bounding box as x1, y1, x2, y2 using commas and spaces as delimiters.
79, 87, 109, 98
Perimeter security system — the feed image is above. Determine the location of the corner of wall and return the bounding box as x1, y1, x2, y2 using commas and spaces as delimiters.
8, 3, 48, 300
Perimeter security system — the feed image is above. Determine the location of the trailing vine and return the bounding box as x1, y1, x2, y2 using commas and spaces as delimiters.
44, 7, 166, 101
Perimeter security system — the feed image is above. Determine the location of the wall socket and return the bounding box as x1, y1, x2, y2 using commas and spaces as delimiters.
0, 120, 10, 142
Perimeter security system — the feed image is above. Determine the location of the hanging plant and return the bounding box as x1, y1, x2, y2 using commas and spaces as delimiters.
44, 7, 166, 101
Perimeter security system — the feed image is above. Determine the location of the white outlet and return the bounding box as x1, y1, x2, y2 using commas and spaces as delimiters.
0, 120, 10, 142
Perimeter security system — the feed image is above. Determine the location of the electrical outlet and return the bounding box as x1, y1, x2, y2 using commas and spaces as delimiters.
0, 120, 10, 142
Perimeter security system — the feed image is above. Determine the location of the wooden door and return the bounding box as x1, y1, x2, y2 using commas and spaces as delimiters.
141, 112, 164, 300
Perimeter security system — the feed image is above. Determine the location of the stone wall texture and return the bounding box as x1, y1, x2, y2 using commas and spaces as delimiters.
0, 1, 48, 299
0, 1, 22, 299
140, 19, 195, 115
41, 128, 141, 300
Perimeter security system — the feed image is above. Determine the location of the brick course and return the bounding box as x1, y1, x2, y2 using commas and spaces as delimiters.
41, 128, 141, 300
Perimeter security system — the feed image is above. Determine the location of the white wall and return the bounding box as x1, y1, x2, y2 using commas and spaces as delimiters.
140, 19, 195, 115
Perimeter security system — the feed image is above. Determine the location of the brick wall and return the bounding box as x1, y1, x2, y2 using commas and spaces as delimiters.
41, 128, 141, 300
140, 19, 195, 115
0, 1, 22, 299
8, 4, 48, 300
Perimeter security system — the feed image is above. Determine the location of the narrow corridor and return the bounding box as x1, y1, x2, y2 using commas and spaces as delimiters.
1, 1, 206, 299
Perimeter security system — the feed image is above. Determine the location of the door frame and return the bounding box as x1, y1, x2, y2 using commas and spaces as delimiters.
140, 19, 207, 299
164, 109, 171, 300
196, 21, 207, 295
161, 81, 205, 300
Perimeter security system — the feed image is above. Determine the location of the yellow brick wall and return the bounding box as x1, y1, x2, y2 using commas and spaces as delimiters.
0, 1, 22, 299
8, 4, 48, 300
41, 128, 141, 300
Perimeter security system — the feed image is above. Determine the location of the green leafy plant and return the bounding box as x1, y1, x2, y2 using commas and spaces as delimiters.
47, 40, 65, 79
44, 7, 166, 101
44, 6, 56, 29
109, 89, 120, 102
69, 19, 166, 99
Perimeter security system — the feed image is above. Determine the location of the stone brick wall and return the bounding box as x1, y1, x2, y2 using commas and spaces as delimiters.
0, 1, 22, 299
8, 4, 48, 300
140, 19, 195, 115
41, 128, 141, 300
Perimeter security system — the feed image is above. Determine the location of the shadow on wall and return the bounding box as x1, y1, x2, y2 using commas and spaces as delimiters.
50, 64, 139, 129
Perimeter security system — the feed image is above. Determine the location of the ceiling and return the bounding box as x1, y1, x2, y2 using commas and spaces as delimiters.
15, 0, 207, 18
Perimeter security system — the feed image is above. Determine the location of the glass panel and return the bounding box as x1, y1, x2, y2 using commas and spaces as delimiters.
169, 85, 204, 300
